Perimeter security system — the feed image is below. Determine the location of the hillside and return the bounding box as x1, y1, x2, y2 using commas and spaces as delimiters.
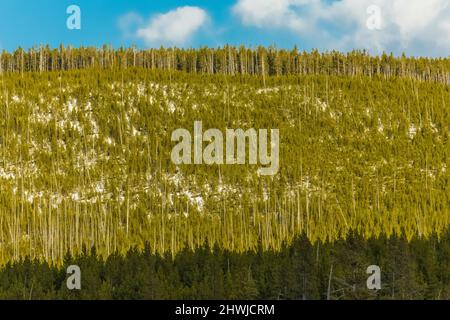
0, 48, 449, 264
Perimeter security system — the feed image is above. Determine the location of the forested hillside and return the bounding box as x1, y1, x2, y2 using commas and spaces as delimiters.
0, 47, 449, 266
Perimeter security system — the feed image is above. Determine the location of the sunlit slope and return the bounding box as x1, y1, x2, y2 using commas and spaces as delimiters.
0, 68, 449, 263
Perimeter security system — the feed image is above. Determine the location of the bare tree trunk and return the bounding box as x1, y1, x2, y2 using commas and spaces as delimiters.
327, 265, 333, 300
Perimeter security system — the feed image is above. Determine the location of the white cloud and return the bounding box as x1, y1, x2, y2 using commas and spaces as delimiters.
391, 0, 445, 35
118, 12, 144, 38
232, 0, 313, 32
134, 6, 208, 46
232, 0, 450, 56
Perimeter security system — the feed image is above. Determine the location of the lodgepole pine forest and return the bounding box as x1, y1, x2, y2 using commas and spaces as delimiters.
0, 46, 449, 299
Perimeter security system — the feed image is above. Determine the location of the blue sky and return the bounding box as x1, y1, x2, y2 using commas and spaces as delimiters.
0, 0, 449, 57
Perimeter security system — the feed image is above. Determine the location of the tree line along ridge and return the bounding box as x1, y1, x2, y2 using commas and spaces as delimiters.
0, 46, 449, 84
